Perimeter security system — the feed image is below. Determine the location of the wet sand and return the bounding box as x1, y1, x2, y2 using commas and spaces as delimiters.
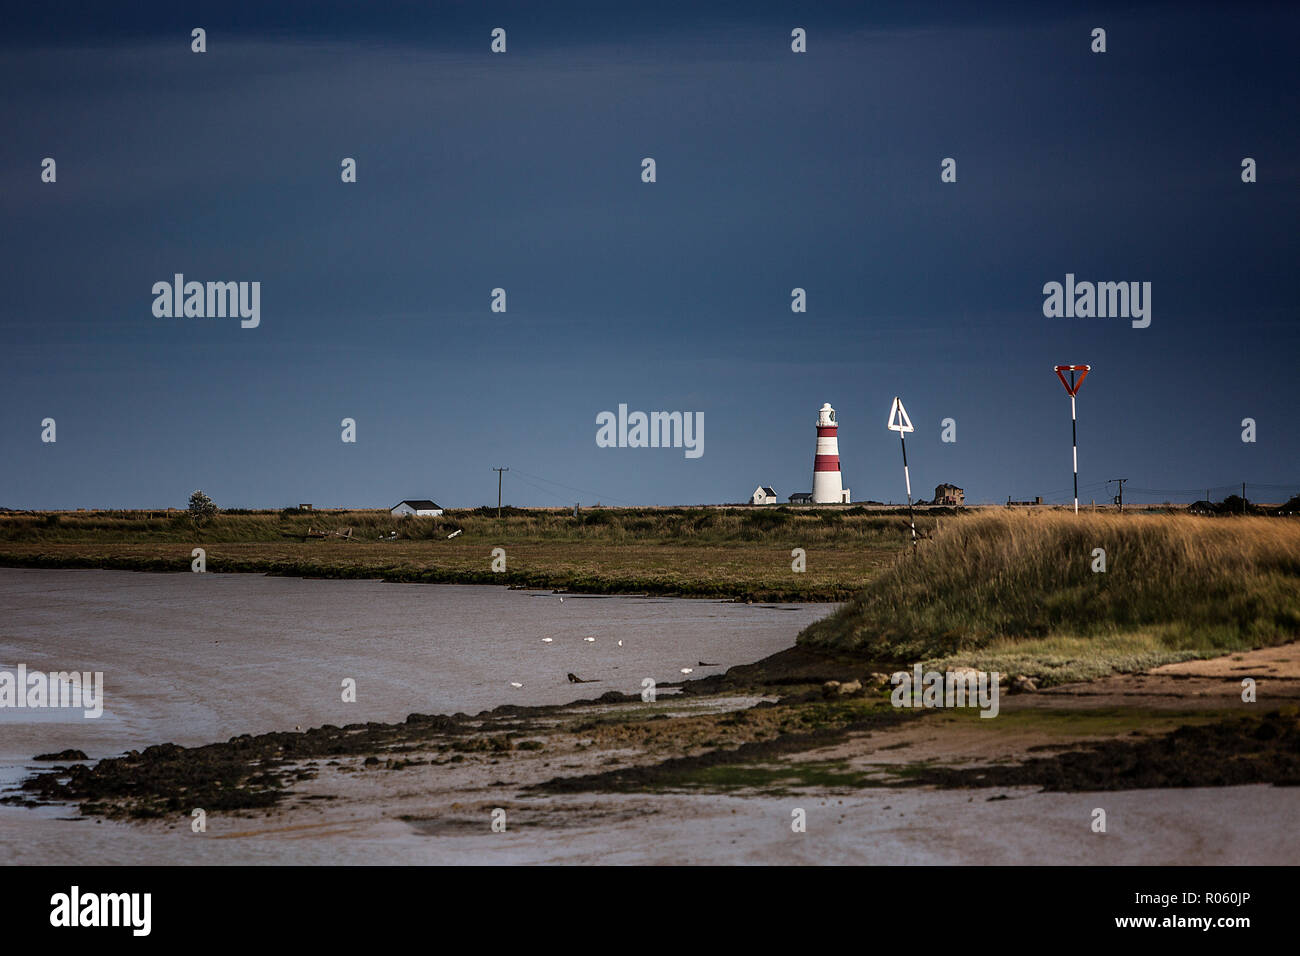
4, 783, 1293, 865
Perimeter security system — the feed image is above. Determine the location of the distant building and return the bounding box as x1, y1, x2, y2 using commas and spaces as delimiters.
750, 485, 778, 505
788, 492, 814, 504
298, 503, 313, 511
932, 483, 964, 506
391, 499, 443, 517
1006, 496, 1044, 507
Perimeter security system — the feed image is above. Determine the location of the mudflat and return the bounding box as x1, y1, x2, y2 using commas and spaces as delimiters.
8, 641, 1296, 865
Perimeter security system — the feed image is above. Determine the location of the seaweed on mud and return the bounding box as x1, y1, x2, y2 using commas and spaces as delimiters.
20, 712, 472, 819
898, 710, 1300, 791
528, 707, 918, 795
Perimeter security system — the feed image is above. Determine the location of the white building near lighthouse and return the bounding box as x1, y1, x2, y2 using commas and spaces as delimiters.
811, 403, 850, 504
391, 499, 443, 517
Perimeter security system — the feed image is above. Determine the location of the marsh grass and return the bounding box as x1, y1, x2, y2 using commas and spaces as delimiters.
0, 507, 919, 600
798, 512, 1300, 681
0, 506, 933, 547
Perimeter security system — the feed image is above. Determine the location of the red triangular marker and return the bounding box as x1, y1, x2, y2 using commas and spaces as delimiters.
1054, 364, 1090, 396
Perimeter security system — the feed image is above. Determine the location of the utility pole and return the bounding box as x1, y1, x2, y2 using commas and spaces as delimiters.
1242, 482, 1247, 514
1108, 478, 1128, 512
493, 467, 508, 519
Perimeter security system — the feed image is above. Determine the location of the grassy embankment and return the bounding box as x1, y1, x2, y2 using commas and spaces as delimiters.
0, 507, 930, 601
797, 511, 1300, 684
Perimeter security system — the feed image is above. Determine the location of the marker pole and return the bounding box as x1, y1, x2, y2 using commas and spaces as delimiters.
1071, 380, 1079, 515
900, 431, 917, 545
888, 396, 918, 546
1054, 365, 1089, 515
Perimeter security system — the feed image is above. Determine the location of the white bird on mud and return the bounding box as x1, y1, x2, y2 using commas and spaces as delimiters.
584, 636, 595, 643
541, 637, 554, 643
680, 667, 693, 675
510, 681, 523, 688
617, 640, 623, 647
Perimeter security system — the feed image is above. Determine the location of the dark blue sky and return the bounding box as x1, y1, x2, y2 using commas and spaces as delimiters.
2, 1, 1297, 509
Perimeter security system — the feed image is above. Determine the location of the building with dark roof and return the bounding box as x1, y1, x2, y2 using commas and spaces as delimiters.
391, 499, 443, 516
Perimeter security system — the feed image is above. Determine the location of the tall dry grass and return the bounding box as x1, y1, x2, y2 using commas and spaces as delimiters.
798, 511, 1300, 670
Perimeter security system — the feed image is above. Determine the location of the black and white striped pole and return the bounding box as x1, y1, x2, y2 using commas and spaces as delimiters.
888, 397, 917, 545
1054, 365, 1091, 515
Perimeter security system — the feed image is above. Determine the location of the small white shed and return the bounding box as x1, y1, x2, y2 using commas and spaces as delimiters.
750, 485, 778, 505
391, 499, 443, 517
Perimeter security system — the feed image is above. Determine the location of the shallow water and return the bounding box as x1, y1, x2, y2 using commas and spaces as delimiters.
0, 567, 833, 788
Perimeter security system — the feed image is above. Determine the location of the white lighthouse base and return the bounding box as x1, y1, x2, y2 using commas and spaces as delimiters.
812, 472, 843, 504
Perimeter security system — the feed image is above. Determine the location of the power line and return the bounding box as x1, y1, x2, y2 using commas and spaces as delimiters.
510, 468, 633, 506
509, 472, 573, 505
1127, 484, 1298, 497
1127, 484, 1236, 496
1015, 480, 1108, 501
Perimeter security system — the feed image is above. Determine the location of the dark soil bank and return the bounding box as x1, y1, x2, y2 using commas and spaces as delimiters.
529, 708, 918, 794
7, 680, 658, 819
679, 645, 887, 694
906, 710, 1300, 791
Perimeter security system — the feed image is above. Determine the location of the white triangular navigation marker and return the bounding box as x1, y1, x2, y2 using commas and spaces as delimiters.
887, 397, 914, 433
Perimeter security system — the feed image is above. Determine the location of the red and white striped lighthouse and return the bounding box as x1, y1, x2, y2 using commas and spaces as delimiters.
812, 402, 850, 504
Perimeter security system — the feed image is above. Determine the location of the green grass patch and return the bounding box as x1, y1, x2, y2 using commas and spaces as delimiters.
922, 631, 1206, 686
